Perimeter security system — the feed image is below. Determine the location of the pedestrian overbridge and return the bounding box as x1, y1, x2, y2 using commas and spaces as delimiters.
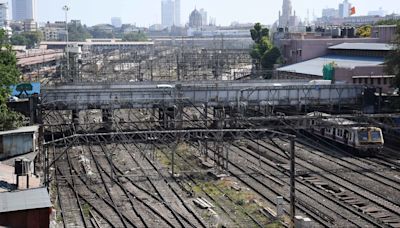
41, 80, 368, 110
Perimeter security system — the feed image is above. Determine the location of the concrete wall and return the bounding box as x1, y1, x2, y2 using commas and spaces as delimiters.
371, 25, 397, 43
153, 37, 253, 50
334, 65, 394, 93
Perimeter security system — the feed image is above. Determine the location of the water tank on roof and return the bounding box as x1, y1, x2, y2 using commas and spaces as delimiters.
348, 27, 355, 38
332, 28, 341, 38
15, 158, 31, 176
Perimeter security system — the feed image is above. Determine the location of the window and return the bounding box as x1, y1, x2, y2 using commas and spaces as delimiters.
353, 78, 356, 84
364, 78, 368, 84
371, 131, 382, 142
377, 78, 381, 85
358, 131, 368, 142
358, 78, 362, 84
370, 78, 374, 85
384, 78, 388, 85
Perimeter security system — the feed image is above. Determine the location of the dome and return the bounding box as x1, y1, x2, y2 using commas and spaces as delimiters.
189, 9, 203, 28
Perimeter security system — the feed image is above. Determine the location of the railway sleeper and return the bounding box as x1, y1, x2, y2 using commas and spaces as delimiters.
298, 173, 400, 226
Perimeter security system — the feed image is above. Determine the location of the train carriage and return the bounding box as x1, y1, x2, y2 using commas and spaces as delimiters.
306, 112, 384, 155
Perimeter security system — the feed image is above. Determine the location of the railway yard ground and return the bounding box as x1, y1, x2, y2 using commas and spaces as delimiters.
46, 109, 400, 228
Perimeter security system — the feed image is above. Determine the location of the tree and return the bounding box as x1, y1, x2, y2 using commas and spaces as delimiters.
376, 19, 400, 25
250, 23, 281, 78
122, 32, 147, 42
357, 25, 372, 37
385, 23, 400, 89
0, 29, 23, 130
68, 23, 92, 41
10, 31, 42, 48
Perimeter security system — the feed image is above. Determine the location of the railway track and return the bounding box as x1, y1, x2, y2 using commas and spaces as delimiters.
290, 135, 400, 201
155, 143, 267, 227
253, 138, 400, 227
231, 142, 374, 227
112, 120, 206, 228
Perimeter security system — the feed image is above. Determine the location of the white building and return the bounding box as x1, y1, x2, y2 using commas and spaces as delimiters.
161, 0, 181, 28
368, 8, 387, 17
338, 0, 351, 18
278, 0, 301, 30
199, 9, 208, 26
111, 17, 122, 28
174, 0, 180, 26
12, 0, 36, 21
322, 8, 339, 18
0, 1, 8, 28
161, 0, 174, 27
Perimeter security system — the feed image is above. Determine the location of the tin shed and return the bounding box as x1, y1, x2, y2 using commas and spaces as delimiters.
0, 126, 39, 160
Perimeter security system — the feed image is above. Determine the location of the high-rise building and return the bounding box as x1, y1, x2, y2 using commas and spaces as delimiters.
174, 0, 180, 26
322, 8, 339, 18
368, 8, 387, 17
161, 0, 181, 28
339, 0, 351, 18
12, 0, 36, 21
162, 0, 174, 27
0, 1, 8, 28
111, 17, 122, 28
199, 9, 208, 26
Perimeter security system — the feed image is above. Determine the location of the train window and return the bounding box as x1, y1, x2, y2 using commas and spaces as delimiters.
370, 131, 382, 142
358, 131, 368, 142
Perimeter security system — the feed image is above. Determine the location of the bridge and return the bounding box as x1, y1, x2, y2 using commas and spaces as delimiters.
41, 80, 368, 110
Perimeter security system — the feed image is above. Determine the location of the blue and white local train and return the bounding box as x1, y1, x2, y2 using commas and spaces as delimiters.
306, 112, 384, 155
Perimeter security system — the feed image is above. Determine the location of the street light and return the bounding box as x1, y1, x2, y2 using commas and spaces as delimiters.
62, 5, 70, 80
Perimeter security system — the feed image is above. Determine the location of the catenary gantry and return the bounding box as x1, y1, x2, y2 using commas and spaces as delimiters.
41, 80, 367, 110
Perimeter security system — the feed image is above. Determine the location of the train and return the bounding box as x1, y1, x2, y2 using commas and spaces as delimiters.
305, 112, 384, 155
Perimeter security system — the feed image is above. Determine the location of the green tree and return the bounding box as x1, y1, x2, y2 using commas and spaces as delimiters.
385, 23, 400, 89
376, 19, 400, 25
122, 32, 147, 41
0, 29, 23, 130
68, 23, 92, 41
10, 31, 42, 48
357, 25, 372, 37
250, 23, 281, 78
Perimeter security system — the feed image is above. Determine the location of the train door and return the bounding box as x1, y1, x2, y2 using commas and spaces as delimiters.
332, 128, 336, 140
344, 130, 349, 144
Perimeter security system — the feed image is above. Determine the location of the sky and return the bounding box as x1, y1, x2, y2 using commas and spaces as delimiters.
34, 0, 400, 27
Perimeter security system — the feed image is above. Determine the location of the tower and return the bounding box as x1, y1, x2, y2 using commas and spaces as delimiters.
279, 0, 293, 27
161, 0, 174, 27
12, 0, 36, 21
174, 0, 181, 26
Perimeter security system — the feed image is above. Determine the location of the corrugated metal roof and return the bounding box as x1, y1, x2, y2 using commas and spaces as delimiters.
0, 188, 51, 213
0, 126, 39, 136
328, 43, 394, 51
1, 151, 38, 167
277, 55, 384, 77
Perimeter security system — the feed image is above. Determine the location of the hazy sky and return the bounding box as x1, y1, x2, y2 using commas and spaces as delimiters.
35, 0, 400, 26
